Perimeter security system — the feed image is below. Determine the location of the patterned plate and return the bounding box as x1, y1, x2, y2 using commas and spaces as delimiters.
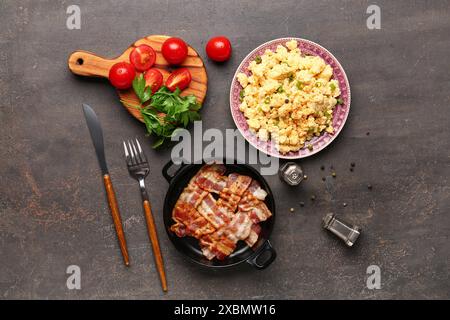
229, 38, 351, 159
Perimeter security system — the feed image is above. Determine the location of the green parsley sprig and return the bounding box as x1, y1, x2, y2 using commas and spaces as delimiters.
122, 74, 201, 148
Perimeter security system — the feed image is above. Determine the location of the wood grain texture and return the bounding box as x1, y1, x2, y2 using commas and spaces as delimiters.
68, 35, 208, 122
103, 174, 130, 266
143, 200, 168, 292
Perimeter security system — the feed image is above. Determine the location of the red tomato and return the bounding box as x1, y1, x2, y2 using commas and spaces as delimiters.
144, 68, 163, 93
129, 44, 156, 71
206, 36, 232, 62
161, 37, 188, 65
165, 68, 192, 92
109, 62, 136, 89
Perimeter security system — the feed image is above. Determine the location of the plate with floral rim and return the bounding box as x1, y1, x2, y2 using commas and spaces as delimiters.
229, 37, 351, 159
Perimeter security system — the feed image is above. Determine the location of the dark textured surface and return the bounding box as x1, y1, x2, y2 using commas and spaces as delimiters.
1, 0, 449, 299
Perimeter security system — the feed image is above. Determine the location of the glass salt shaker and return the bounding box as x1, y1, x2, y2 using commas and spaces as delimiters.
279, 162, 304, 186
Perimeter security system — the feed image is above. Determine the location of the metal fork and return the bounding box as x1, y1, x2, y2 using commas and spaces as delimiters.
123, 138, 168, 292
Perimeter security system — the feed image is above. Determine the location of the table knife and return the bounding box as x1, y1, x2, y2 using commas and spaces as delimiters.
82, 103, 130, 266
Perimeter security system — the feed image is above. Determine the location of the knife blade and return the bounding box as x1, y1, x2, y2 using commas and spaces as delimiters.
82, 103, 130, 266
82, 104, 108, 175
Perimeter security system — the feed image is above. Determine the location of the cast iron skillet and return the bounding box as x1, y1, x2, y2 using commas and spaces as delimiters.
162, 159, 276, 269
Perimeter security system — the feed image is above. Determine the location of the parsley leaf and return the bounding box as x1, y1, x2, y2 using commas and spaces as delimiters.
133, 74, 152, 103
129, 79, 202, 148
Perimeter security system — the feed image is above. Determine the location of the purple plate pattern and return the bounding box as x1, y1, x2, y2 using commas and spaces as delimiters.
229, 38, 351, 159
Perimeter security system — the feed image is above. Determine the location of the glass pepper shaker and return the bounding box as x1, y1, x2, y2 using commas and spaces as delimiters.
322, 213, 361, 247
279, 162, 304, 186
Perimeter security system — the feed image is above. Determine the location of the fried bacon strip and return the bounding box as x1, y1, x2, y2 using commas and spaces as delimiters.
170, 164, 273, 261
217, 173, 252, 212
225, 173, 253, 196
194, 164, 227, 194
176, 164, 222, 208
237, 180, 271, 247
246, 180, 268, 200
200, 231, 236, 261
200, 212, 253, 260
170, 202, 215, 238
238, 180, 272, 224
178, 183, 208, 208
197, 193, 232, 229
245, 202, 272, 224
228, 211, 253, 241
245, 224, 262, 247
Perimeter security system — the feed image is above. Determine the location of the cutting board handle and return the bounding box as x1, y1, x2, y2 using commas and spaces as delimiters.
68, 50, 116, 78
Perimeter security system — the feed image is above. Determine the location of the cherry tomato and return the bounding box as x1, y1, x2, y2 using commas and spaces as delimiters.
206, 36, 232, 62
165, 68, 192, 92
144, 68, 163, 93
161, 37, 188, 65
109, 62, 136, 90
129, 44, 156, 71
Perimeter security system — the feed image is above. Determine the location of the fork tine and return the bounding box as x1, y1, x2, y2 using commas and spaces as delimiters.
135, 138, 148, 163
127, 140, 136, 165
123, 141, 132, 166
130, 139, 142, 164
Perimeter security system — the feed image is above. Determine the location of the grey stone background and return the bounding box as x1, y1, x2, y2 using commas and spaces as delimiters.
1, 0, 449, 299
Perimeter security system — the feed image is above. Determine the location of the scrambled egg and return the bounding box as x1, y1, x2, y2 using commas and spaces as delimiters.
237, 40, 341, 154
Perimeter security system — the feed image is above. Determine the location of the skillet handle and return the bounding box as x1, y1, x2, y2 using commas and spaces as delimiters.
162, 160, 186, 183
247, 241, 277, 270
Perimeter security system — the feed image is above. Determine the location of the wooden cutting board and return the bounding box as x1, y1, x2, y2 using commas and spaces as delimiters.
68, 35, 208, 122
